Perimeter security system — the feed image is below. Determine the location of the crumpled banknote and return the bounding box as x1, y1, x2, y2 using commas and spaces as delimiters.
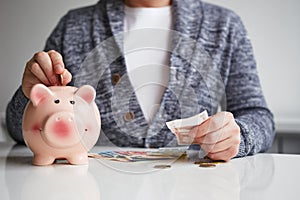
166, 110, 209, 144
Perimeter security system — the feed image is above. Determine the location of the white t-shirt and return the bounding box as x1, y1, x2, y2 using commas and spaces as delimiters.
124, 5, 173, 123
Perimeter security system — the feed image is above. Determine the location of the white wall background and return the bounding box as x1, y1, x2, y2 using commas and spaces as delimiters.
205, 0, 300, 125
0, 0, 98, 113
0, 0, 300, 124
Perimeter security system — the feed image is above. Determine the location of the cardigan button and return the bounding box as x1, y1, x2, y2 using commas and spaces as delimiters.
124, 111, 135, 122
111, 73, 121, 85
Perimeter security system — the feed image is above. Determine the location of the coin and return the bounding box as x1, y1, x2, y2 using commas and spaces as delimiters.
153, 164, 171, 169
199, 163, 216, 168
194, 160, 225, 165
59, 74, 63, 85
194, 157, 225, 165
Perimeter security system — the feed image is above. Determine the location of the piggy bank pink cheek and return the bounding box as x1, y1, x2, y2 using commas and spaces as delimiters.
31, 124, 41, 134
51, 121, 71, 138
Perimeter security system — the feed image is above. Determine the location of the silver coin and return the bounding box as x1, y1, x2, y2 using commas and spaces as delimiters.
154, 164, 171, 169
199, 163, 216, 168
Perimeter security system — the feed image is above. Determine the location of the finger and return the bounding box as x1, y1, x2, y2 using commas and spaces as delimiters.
191, 112, 232, 138
206, 145, 239, 162
34, 51, 57, 85
26, 59, 51, 85
60, 69, 72, 85
48, 50, 65, 74
175, 117, 234, 146
201, 133, 240, 154
194, 129, 225, 145
194, 118, 239, 145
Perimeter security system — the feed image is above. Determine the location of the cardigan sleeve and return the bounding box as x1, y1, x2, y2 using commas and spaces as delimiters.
5, 87, 28, 143
224, 15, 275, 157
5, 15, 67, 143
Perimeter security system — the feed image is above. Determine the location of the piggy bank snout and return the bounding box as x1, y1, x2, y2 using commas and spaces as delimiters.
43, 111, 83, 148
49, 113, 74, 137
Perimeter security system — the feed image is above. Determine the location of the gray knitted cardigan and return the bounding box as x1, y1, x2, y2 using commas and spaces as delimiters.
6, 0, 275, 157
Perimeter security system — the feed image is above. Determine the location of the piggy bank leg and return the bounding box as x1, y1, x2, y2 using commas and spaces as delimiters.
33, 154, 56, 166
66, 153, 88, 165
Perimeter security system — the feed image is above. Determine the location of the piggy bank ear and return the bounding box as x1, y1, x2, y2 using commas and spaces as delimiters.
75, 85, 96, 104
30, 84, 53, 107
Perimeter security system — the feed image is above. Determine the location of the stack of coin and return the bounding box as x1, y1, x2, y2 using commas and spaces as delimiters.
198, 163, 216, 168
194, 157, 225, 168
153, 164, 171, 169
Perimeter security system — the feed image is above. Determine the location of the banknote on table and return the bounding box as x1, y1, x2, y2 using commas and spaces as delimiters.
166, 110, 209, 145
88, 150, 183, 162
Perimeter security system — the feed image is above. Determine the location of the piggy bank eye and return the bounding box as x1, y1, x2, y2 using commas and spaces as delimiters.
70, 100, 75, 105
54, 99, 60, 104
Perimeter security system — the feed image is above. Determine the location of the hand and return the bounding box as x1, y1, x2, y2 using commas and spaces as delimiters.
22, 50, 72, 98
174, 112, 240, 161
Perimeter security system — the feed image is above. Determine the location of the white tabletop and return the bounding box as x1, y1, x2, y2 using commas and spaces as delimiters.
1, 142, 300, 200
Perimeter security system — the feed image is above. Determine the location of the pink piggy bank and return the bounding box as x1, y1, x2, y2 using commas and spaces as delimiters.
22, 84, 101, 166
